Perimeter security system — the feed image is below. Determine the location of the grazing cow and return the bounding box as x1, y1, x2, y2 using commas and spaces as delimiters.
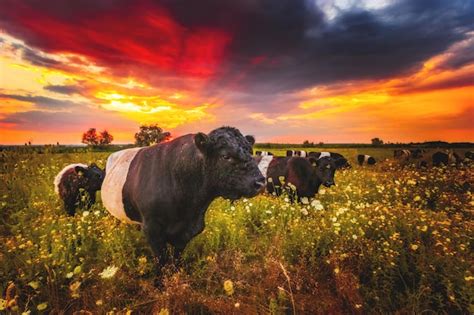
432, 151, 461, 167
286, 150, 308, 157
101, 127, 264, 269
410, 149, 425, 159
357, 154, 376, 166
265, 156, 336, 201
255, 150, 274, 156
394, 149, 411, 160
465, 151, 474, 160
308, 151, 351, 169
54, 163, 105, 216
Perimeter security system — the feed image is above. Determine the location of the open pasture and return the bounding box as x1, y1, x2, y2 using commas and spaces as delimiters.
0, 148, 473, 314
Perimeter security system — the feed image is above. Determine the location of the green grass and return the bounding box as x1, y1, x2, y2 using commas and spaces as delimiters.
0, 148, 473, 314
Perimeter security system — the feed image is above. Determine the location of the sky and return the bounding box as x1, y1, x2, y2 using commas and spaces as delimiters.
0, 0, 473, 144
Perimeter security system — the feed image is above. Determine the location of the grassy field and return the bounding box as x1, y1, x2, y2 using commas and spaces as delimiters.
0, 147, 473, 314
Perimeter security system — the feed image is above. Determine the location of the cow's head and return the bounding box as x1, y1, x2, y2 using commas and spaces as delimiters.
309, 156, 336, 187
194, 127, 265, 200
335, 157, 351, 169
75, 163, 105, 191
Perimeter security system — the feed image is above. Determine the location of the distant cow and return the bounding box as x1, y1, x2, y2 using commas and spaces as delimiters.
262, 156, 336, 202
54, 163, 105, 216
432, 151, 461, 167
101, 127, 264, 269
394, 149, 411, 160
357, 154, 376, 166
286, 150, 308, 157
410, 149, 425, 159
255, 150, 274, 156
308, 151, 351, 169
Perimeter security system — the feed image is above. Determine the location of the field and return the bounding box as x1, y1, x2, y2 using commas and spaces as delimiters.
1, 147, 473, 314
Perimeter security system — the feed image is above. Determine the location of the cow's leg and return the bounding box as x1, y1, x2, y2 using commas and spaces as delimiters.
86, 191, 96, 209
143, 221, 169, 287
171, 245, 186, 269
170, 214, 206, 268
63, 195, 76, 216
143, 221, 168, 267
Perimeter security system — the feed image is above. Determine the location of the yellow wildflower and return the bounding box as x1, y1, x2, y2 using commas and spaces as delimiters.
223, 279, 234, 296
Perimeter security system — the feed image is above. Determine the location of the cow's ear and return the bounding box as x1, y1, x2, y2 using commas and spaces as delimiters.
245, 135, 255, 146
75, 166, 87, 175
194, 132, 210, 153
308, 157, 318, 167
89, 163, 97, 168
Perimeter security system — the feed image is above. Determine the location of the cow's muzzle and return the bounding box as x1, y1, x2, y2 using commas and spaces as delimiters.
324, 180, 335, 187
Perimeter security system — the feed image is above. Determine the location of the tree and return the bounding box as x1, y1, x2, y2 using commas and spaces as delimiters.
82, 128, 99, 145
99, 130, 114, 145
371, 137, 384, 146
302, 140, 314, 148
134, 125, 171, 147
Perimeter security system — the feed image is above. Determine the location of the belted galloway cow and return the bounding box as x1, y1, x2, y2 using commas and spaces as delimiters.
101, 127, 265, 268
257, 156, 336, 202
308, 151, 351, 169
54, 163, 104, 216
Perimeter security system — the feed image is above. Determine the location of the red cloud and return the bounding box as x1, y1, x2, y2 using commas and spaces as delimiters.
0, 0, 231, 78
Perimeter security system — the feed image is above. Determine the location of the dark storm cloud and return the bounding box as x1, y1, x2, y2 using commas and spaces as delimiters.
0, 0, 472, 93
221, 0, 474, 93
0, 93, 77, 109
44, 84, 82, 95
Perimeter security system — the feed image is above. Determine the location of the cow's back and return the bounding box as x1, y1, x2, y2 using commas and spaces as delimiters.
101, 147, 143, 223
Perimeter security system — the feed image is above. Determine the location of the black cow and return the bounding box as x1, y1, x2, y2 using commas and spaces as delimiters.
101, 127, 264, 269
357, 154, 376, 166
264, 156, 336, 202
410, 149, 425, 159
286, 150, 308, 157
432, 151, 461, 167
54, 163, 105, 216
308, 151, 351, 169
255, 150, 274, 156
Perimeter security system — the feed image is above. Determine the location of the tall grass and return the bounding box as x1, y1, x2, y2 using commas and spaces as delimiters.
0, 149, 472, 314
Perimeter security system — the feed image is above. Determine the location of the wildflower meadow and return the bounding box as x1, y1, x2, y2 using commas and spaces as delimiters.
0, 147, 473, 314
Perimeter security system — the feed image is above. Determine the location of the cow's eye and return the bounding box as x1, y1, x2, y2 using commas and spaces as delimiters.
222, 154, 232, 161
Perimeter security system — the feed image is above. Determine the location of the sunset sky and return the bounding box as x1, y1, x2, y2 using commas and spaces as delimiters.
0, 0, 473, 144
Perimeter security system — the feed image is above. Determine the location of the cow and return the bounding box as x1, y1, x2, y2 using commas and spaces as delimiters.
432, 151, 461, 167
308, 151, 351, 169
54, 163, 105, 216
101, 127, 265, 270
394, 149, 411, 160
286, 150, 308, 157
410, 149, 425, 159
255, 150, 274, 156
357, 154, 376, 166
262, 156, 336, 202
